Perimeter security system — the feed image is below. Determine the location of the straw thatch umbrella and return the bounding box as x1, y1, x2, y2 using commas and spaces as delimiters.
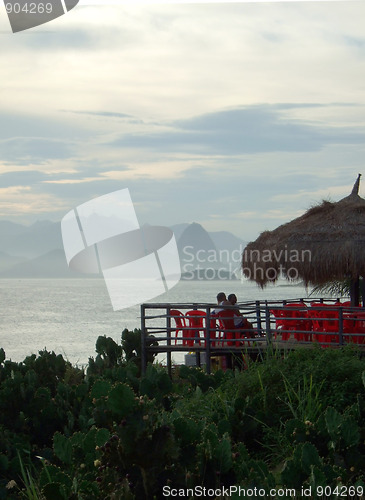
241, 174, 365, 306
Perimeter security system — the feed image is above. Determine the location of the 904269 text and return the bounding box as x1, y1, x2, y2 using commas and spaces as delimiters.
5, 3, 53, 14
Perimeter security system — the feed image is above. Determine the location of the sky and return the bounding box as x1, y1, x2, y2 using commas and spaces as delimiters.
1, 0, 365, 242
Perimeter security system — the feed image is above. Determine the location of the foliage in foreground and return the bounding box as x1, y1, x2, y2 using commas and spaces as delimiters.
0, 336, 365, 499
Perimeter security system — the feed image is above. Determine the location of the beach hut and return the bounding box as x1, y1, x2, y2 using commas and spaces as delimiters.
241, 174, 365, 306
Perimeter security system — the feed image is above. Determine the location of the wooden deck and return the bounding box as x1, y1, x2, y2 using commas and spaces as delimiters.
140, 299, 365, 375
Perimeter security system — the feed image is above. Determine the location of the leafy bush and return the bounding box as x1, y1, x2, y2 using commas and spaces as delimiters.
1, 338, 365, 499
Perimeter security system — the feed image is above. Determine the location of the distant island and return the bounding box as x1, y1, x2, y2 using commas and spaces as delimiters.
181, 269, 238, 281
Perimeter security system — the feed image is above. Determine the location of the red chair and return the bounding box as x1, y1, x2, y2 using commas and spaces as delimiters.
337, 302, 364, 343
270, 308, 289, 340
217, 310, 245, 347
284, 303, 311, 341
341, 301, 352, 307
271, 304, 311, 341
306, 307, 322, 340
185, 310, 206, 347
342, 311, 365, 344
170, 309, 187, 345
338, 301, 363, 341
309, 303, 340, 346
208, 314, 222, 347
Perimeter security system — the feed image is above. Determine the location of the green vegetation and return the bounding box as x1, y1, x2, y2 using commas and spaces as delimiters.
1, 336, 365, 499
310, 277, 364, 301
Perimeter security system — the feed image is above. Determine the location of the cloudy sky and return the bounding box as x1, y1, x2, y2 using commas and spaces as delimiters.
1, 0, 364, 241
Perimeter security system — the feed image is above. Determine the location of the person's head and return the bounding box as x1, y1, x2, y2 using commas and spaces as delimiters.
216, 292, 226, 304
228, 293, 237, 305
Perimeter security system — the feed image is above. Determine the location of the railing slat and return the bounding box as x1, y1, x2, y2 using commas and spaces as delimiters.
139, 298, 365, 376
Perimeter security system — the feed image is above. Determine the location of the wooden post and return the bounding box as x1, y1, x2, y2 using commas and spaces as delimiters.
205, 306, 211, 375
360, 277, 365, 307
140, 304, 147, 375
265, 305, 272, 344
338, 307, 344, 346
256, 301, 262, 335
166, 306, 172, 378
350, 277, 360, 307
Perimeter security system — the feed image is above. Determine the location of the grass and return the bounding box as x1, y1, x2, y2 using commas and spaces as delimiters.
17, 452, 44, 500
279, 372, 324, 422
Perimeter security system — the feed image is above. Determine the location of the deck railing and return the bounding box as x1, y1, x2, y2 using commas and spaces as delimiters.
140, 298, 365, 375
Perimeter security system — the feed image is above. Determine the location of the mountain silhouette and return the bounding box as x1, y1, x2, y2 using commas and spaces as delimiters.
0, 249, 98, 278
0, 220, 62, 258
178, 222, 217, 258
0, 220, 245, 279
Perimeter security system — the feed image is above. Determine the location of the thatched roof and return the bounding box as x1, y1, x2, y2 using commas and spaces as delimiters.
241, 174, 365, 287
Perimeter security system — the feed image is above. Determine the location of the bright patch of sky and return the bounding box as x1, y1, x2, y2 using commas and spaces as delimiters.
1, 1, 365, 240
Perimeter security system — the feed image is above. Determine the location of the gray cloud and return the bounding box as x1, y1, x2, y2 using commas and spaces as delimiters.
0, 170, 50, 187
1, 102, 363, 241
110, 105, 365, 155
0, 137, 73, 163
0, 111, 88, 141
64, 110, 141, 122
4, 29, 95, 50
343, 36, 365, 50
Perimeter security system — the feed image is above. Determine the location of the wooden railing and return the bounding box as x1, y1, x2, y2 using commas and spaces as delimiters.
140, 298, 365, 375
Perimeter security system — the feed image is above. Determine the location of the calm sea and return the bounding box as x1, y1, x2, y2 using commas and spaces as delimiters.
0, 278, 316, 366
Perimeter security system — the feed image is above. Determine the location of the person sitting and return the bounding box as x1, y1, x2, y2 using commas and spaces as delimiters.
227, 293, 254, 337
212, 292, 230, 315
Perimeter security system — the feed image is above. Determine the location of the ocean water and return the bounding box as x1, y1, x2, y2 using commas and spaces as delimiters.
0, 278, 315, 366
